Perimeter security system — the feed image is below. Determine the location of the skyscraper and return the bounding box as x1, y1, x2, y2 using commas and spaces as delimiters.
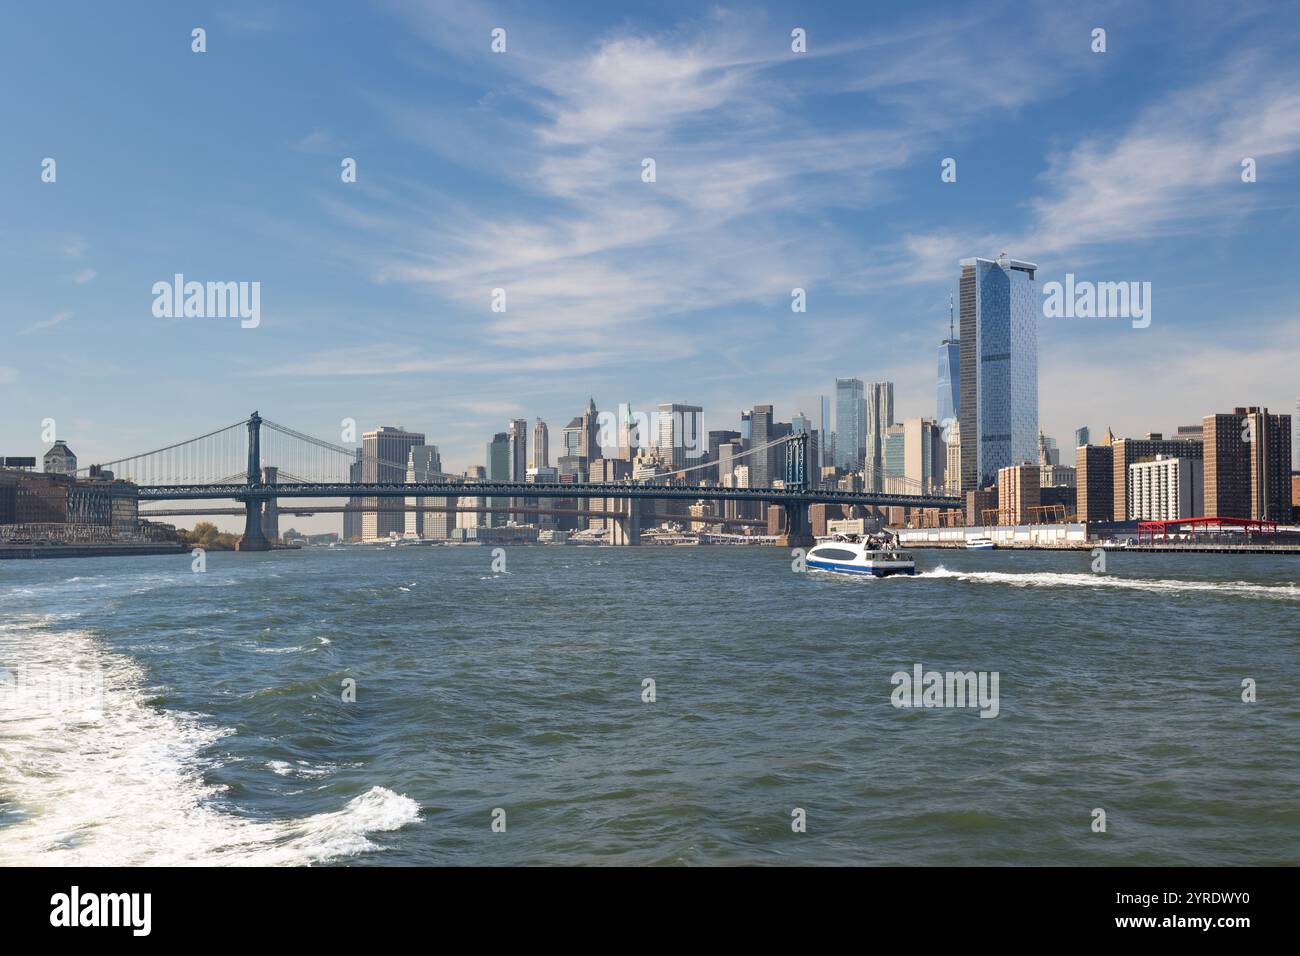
1294, 398, 1299, 471
748, 404, 776, 487
530, 419, 549, 469
707, 430, 741, 482
998, 463, 1041, 525
558, 399, 602, 481
656, 403, 704, 474
507, 419, 529, 518
1112, 432, 1202, 522
362, 426, 425, 540
937, 293, 960, 427
1076, 443, 1114, 524
1203, 407, 1292, 520
1037, 432, 1059, 467
405, 445, 443, 538
507, 419, 528, 482
1075, 426, 1090, 449
485, 432, 511, 527
616, 404, 643, 460
791, 412, 820, 482
957, 254, 1039, 492
835, 378, 866, 471
343, 448, 364, 542
945, 419, 962, 494
882, 422, 905, 493
581, 397, 601, 461
904, 417, 946, 494
865, 381, 894, 491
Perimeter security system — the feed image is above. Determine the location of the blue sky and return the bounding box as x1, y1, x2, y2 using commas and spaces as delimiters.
4, 0, 1300, 504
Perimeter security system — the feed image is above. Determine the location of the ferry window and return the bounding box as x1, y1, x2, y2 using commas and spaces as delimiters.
812, 548, 858, 560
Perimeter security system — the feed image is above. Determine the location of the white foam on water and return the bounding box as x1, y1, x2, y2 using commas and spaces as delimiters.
922, 565, 1299, 599
0, 616, 418, 866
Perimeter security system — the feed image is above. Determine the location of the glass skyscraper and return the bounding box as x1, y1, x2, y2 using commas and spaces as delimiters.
834, 378, 866, 471
865, 381, 894, 491
937, 338, 960, 427
957, 255, 1039, 491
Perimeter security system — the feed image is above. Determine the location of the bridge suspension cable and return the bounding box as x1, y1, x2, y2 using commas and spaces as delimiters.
80, 418, 251, 486
260, 418, 411, 483
651, 433, 796, 482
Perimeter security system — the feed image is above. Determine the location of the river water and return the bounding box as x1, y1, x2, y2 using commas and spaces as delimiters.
1, 545, 1296, 865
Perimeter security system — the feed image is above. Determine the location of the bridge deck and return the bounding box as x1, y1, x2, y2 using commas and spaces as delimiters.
136, 481, 963, 509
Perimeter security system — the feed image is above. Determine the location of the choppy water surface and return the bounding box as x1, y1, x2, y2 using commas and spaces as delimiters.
2, 546, 1297, 865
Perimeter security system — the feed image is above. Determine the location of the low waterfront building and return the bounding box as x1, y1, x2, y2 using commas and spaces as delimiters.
0, 467, 139, 537
43, 441, 77, 476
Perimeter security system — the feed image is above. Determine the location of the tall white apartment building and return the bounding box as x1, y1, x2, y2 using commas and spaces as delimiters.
1128, 455, 1204, 520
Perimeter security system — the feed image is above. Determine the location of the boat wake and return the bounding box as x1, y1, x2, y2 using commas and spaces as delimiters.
0, 616, 419, 866
921, 566, 1299, 600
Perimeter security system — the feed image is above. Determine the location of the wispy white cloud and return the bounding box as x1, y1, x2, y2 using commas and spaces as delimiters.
20, 311, 72, 335
899, 46, 1300, 281
72, 268, 96, 284
291, 129, 343, 154
216, 10, 276, 32
329, 6, 1088, 358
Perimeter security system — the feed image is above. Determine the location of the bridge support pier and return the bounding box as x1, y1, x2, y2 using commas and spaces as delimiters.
609, 498, 640, 546
237, 497, 272, 551
260, 466, 279, 543
778, 500, 816, 549
236, 411, 271, 551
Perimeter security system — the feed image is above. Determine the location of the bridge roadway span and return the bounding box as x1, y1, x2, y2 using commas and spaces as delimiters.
137, 480, 962, 551
138, 480, 962, 510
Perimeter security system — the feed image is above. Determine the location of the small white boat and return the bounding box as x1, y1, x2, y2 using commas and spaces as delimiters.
806, 534, 915, 577
965, 536, 996, 551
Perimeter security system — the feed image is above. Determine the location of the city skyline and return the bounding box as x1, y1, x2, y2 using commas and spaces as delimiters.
5, 2, 1300, 520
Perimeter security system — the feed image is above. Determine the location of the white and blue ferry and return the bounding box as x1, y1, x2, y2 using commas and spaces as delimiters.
806, 534, 916, 577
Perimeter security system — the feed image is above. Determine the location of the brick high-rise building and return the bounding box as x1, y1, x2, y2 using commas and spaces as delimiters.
998, 463, 1040, 525
1203, 407, 1292, 520
1112, 433, 1203, 521
1075, 444, 1114, 524
965, 488, 997, 527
